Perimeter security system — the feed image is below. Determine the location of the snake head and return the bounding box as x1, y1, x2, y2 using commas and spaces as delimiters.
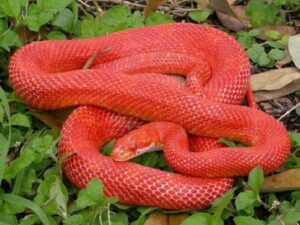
111, 128, 161, 162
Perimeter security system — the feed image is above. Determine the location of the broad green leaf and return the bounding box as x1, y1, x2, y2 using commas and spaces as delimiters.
247, 43, 265, 63
46, 31, 66, 40
0, 0, 21, 17
211, 189, 235, 225
4, 150, 35, 180
52, 8, 74, 33
0, 30, 22, 51
145, 12, 174, 26
235, 190, 257, 211
188, 10, 211, 23
258, 52, 272, 66
284, 211, 300, 225
25, 4, 54, 31
267, 41, 285, 49
10, 113, 31, 128
37, 0, 73, 13
181, 213, 211, 225
248, 29, 260, 37
0, 213, 18, 225
234, 216, 265, 225
248, 167, 264, 194
268, 49, 285, 60
265, 30, 281, 40
76, 178, 117, 209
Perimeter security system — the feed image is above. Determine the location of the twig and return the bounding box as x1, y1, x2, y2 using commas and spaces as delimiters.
83, 47, 111, 69
77, 0, 91, 8
278, 102, 300, 121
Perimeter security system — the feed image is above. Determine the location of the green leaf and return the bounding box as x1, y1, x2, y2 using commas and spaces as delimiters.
248, 29, 260, 37
268, 49, 285, 60
0, 193, 50, 225
37, 0, 73, 13
246, 44, 265, 63
211, 189, 235, 225
284, 211, 300, 225
0, 105, 4, 124
46, 31, 66, 40
265, 30, 281, 40
4, 150, 35, 180
258, 52, 271, 66
235, 190, 257, 211
289, 132, 300, 146
267, 41, 286, 49
52, 8, 74, 33
0, 213, 18, 225
145, 12, 174, 26
10, 113, 31, 128
234, 216, 265, 225
218, 138, 236, 147
181, 213, 211, 225
76, 178, 117, 209
0, 30, 22, 51
0, 0, 21, 17
64, 214, 85, 225
0, 87, 11, 185
188, 10, 211, 23
49, 177, 68, 219
25, 4, 54, 31
248, 167, 264, 194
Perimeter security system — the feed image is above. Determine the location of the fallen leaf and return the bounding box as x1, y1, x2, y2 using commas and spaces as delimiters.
168, 214, 189, 225
144, 212, 189, 225
143, 0, 167, 19
289, 34, 300, 69
254, 80, 300, 102
205, 0, 238, 18
251, 67, 300, 91
275, 49, 292, 67
257, 25, 297, 40
261, 169, 300, 192
144, 212, 168, 225
251, 67, 300, 102
29, 108, 74, 130
217, 5, 249, 31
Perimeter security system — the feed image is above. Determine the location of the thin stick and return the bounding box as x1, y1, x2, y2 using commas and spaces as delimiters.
278, 102, 300, 121
83, 47, 111, 69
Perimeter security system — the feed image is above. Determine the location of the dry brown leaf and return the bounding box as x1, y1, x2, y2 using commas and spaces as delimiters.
143, 0, 167, 19
289, 34, 300, 69
168, 214, 189, 225
254, 80, 300, 102
144, 212, 168, 225
206, 0, 238, 18
257, 25, 297, 40
251, 67, 300, 91
275, 49, 292, 67
144, 212, 189, 225
29, 108, 74, 130
251, 68, 300, 102
217, 5, 248, 31
261, 169, 300, 192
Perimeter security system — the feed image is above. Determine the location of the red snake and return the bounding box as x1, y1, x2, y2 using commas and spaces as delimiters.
9, 23, 290, 210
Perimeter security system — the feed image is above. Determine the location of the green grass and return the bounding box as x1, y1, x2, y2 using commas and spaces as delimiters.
0, 0, 300, 224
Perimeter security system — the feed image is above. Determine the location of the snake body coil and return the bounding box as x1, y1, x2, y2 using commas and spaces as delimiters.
9, 23, 290, 209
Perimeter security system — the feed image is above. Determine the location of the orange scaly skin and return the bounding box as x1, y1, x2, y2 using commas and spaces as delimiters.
8, 23, 290, 209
